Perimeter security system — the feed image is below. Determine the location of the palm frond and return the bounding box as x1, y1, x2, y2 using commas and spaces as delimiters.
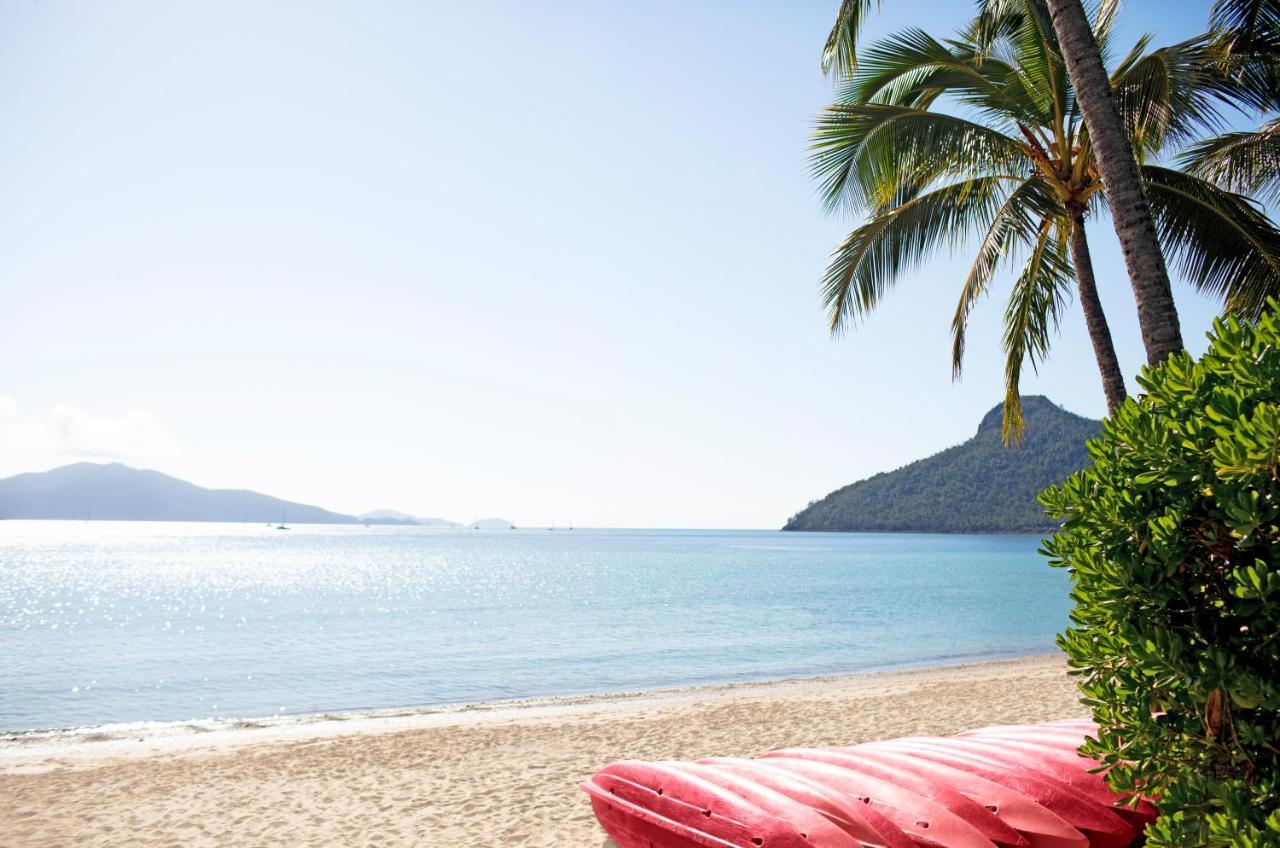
840, 29, 1045, 127
1001, 217, 1073, 444
811, 103, 1027, 215
1180, 119, 1280, 204
822, 177, 1014, 335
952, 177, 1063, 376
1207, 0, 1280, 110
1209, 0, 1280, 53
1091, 0, 1124, 64
1143, 164, 1280, 322
1110, 36, 1229, 158
1221, 51, 1280, 111
1005, 1, 1068, 125
822, 0, 879, 82
969, 1, 1021, 54
1108, 33, 1156, 82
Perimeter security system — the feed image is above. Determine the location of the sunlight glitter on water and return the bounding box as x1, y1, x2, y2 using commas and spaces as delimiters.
0, 521, 1068, 731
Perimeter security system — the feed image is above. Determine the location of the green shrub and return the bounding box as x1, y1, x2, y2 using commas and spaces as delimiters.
1040, 306, 1280, 847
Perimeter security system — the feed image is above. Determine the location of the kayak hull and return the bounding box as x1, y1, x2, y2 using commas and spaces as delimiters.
583, 721, 1155, 848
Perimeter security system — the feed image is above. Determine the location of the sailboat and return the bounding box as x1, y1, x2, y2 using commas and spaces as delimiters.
276, 509, 289, 531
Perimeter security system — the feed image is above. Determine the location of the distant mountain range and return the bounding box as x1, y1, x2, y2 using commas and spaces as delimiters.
783, 396, 1100, 534
3, 399, 1097, 533
0, 463, 512, 528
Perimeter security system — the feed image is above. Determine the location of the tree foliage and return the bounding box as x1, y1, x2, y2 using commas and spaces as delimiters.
1040, 304, 1280, 847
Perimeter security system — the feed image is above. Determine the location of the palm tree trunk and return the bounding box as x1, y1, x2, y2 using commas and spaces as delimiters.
1045, 0, 1184, 365
1068, 213, 1127, 414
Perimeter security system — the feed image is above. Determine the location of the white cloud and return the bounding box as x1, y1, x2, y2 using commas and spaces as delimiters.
0, 396, 181, 477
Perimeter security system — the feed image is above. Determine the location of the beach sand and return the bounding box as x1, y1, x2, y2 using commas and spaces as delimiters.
0, 654, 1082, 847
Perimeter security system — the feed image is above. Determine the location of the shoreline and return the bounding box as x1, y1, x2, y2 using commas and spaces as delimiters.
0, 653, 1084, 847
0, 651, 1058, 772
0, 647, 1050, 749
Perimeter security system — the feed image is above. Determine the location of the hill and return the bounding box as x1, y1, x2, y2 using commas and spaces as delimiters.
783, 396, 1100, 533
0, 463, 357, 524
359, 509, 460, 527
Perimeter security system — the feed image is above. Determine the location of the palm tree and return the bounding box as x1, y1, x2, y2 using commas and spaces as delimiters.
813, 16, 1280, 441
821, 0, 1186, 365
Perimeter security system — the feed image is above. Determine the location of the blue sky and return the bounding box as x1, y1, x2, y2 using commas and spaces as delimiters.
0, 0, 1234, 527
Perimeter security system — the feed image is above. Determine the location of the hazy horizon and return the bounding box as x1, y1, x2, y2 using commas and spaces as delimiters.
1, 0, 1227, 528
0, 391, 1093, 529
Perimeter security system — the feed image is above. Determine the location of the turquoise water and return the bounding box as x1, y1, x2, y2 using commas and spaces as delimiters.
0, 522, 1068, 731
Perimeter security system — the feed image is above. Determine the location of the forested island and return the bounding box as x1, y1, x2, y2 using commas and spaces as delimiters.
784, 397, 1099, 533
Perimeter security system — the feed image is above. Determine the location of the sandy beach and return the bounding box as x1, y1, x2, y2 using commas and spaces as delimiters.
0, 654, 1082, 847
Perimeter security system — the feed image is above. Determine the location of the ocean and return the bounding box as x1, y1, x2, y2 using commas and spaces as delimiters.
0, 521, 1069, 731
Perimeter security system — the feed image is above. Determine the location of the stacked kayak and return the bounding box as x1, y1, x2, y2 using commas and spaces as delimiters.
582, 718, 1156, 848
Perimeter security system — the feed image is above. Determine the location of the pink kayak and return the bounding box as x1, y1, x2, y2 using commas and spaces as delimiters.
756, 754, 1002, 848
696, 757, 919, 848
762, 748, 1028, 848
854, 740, 1134, 848
944, 734, 1156, 827
587, 760, 814, 848
583, 720, 1155, 848
829, 744, 1087, 848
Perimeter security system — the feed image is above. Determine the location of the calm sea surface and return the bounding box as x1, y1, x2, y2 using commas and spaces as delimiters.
0, 522, 1069, 731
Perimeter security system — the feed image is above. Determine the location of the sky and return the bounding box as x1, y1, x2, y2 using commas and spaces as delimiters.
0, 0, 1240, 528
